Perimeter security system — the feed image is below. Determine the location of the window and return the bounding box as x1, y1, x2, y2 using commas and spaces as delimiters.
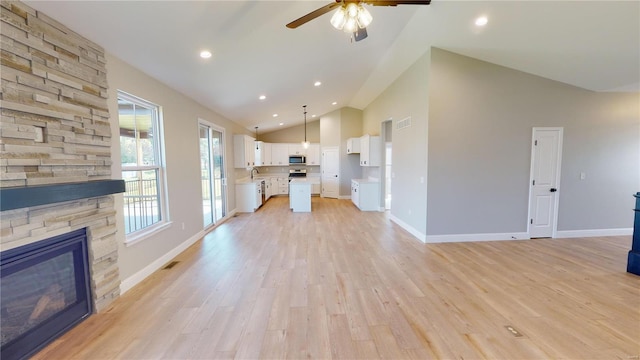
118, 91, 166, 236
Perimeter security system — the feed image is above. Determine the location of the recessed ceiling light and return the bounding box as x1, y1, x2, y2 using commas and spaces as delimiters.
312, 114, 316, 118
475, 16, 488, 27
314, 81, 322, 87
272, 114, 278, 117
332, 101, 337, 105
279, 122, 284, 126
259, 95, 266, 100
200, 50, 212, 59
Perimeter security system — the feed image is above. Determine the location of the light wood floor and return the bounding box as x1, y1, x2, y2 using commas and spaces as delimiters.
35, 197, 639, 359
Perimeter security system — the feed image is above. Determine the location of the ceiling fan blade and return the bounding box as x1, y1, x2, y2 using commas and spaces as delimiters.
363, 0, 431, 6
286, 2, 341, 29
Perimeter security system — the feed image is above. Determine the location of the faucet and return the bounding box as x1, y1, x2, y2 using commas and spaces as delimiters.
250, 167, 259, 180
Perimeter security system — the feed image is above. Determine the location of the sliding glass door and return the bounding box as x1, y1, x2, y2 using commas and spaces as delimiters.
199, 122, 226, 228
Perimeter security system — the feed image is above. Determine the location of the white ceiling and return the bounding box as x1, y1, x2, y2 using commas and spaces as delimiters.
25, 1, 640, 133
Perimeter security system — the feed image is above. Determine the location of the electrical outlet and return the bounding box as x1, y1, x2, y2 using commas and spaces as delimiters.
580, 172, 586, 180
181, 222, 185, 230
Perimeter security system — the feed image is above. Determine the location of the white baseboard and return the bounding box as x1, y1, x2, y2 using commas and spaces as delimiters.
425, 232, 530, 244
120, 229, 204, 294
555, 228, 633, 238
423, 228, 632, 243
120, 210, 237, 295
388, 214, 426, 243
339, 195, 351, 200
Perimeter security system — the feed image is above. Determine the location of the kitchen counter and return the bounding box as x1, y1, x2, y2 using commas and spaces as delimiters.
352, 178, 380, 184
236, 177, 263, 184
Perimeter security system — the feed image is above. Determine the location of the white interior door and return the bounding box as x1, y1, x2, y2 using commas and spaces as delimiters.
528, 127, 563, 238
321, 147, 339, 198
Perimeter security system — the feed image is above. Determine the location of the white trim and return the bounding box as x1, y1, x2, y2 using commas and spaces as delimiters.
425, 232, 530, 243
120, 209, 237, 294
339, 195, 351, 200
555, 228, 633, 238
124, 221, 172, 247
120, 229, 204, 294
389, 214, 426, 243
197, 118, 229, 224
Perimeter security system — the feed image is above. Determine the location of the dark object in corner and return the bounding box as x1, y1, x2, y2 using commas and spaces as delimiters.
0, 180, 125, 211
627, 192, 640, 275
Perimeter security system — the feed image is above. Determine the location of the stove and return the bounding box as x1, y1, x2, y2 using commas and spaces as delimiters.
289, 169, 307, 180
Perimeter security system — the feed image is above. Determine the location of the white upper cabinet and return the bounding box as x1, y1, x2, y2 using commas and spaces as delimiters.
248, 142, 321, 166
347, 137, 361, 154
288, 143, 306, 156
360, 135, 381, 167
271, 143, 289, 166
306, 144, 320, 165
255, 141, 272, 166
234, 134, 255, 168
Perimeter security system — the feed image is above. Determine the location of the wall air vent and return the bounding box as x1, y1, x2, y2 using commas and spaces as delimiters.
396, 117, 412, 130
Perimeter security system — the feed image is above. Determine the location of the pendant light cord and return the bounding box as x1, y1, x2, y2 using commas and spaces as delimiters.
303, 105, 307, 142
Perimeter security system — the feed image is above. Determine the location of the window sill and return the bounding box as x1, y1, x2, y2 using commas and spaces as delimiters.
124, 221, 173, 247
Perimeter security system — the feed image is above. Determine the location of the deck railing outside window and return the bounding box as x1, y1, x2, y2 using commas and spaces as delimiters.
123, 170, 161, 234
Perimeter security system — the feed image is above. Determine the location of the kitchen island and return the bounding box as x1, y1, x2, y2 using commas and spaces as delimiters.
289, 178, 311, 212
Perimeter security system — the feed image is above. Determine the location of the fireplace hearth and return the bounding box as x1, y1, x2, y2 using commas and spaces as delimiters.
1, 228, 92, 360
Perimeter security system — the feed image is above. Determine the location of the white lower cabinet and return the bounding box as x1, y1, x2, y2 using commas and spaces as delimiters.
277, 177, 289, 195
236, 181, 261, 212
270, 178, 279, 196
264, 179, 272, 200
351, 179, 379, 211
308, 177, 321, 195
289, 181, 311, 212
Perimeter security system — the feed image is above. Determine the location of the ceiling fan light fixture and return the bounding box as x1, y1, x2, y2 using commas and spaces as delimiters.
344, 17, 358, 33
346, 3, 359, 17
330, 7, 347, 30
357, 6, 372, 28
331, 3, 372, 33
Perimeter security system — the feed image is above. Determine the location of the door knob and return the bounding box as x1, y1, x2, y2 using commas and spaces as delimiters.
550, 188, 557, 192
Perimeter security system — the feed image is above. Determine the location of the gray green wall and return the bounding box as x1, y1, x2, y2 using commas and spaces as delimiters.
320, 107, 363, 197
106, 54, 249, 281
427, 48, 640, 235
363, 51, 430, 236
259, 120, 320, 143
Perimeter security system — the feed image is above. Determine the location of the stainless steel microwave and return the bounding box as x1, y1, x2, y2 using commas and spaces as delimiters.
288, 155, 306, 165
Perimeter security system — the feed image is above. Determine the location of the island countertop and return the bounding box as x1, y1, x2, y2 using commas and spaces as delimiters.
289, 178, 313, 184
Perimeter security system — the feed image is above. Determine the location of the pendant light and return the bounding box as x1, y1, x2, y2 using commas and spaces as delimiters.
301, 105, 310, 149
255, 126, 259, 149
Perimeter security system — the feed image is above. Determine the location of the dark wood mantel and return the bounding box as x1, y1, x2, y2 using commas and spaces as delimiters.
0, 180, 125, 212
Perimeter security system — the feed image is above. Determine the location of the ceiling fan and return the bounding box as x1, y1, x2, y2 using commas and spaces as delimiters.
286, 0, 431, 41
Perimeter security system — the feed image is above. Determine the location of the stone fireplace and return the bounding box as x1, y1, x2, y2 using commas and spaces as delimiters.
1, 0, 122, 318
1, 1, 126, 356
1, 227, 92, 360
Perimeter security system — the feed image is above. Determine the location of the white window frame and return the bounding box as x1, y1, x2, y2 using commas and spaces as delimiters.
117, 90, 169, 245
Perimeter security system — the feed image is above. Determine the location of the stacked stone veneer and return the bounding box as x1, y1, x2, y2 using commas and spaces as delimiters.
0, 1, 119, 312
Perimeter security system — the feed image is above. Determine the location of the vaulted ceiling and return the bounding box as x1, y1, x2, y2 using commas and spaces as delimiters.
25, 1, 640, 133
